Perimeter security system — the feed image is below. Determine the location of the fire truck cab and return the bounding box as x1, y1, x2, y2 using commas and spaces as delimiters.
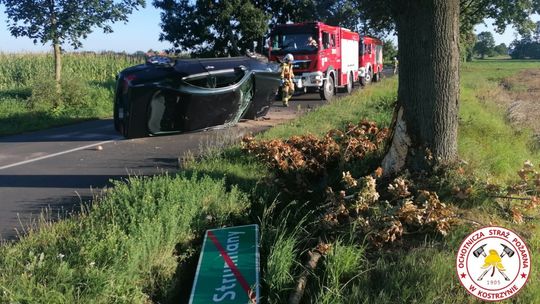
359, 36, 384, 86
268, 22, 359, 101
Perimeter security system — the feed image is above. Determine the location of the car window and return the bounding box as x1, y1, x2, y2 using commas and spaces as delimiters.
322, 32, 330, 49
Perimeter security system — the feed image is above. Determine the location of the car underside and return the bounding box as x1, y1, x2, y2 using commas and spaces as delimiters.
114, 55, 281, 138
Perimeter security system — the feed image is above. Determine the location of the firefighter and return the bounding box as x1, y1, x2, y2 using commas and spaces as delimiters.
307, 36, 318, 48
393, 56, 399, 75
280, 53, 295, 107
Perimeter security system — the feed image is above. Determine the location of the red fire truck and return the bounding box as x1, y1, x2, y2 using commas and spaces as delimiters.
268, 22, 359, 101
359, 36, 384, 86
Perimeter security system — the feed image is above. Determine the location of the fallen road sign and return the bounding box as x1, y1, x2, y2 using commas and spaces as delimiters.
189, 224, 259, 304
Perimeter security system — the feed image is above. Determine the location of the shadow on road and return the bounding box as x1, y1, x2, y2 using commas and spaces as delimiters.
0, 119, 118, 142
0, 174, 130, 188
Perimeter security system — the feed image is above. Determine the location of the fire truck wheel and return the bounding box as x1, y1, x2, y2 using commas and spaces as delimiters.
360, 68, 372, 86
320, 75, 335, 101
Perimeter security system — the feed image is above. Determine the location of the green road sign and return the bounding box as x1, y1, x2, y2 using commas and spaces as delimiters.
189, 224, 259, 304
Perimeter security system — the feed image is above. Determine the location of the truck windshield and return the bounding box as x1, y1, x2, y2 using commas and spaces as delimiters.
270, 30, 318, 54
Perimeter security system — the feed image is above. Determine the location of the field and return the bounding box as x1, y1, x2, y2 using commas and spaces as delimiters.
0, 52, 144, 135
1, 59, 540, 303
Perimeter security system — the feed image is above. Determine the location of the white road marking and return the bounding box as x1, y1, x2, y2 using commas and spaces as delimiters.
0, 139, 118, 171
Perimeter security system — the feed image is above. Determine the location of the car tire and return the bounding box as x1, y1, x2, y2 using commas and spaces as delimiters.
320, 74, 335, 101
123, 91, 153, 139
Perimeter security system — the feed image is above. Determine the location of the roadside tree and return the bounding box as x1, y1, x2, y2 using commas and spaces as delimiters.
357, 0, 540, 175
153, 0, 363, 56
153, 0, 269, 56
1, 0, 145, 84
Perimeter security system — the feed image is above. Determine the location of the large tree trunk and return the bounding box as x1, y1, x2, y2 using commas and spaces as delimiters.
382, 0, 460, 175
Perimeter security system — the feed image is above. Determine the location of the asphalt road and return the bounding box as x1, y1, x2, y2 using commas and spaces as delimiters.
0, 94, 330, 240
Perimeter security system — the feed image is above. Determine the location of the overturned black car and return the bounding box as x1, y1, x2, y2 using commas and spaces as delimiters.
114, 55, 281, 138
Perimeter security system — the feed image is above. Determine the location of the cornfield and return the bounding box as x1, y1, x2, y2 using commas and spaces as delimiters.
0, 52, 144, 89
0, 52, 145, 135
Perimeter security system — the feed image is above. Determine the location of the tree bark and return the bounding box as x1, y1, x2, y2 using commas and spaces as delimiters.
49, 0, 62, 99
53, 42, 62, 83
383, 0, 460, 174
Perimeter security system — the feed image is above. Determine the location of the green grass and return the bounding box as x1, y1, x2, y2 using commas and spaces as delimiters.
0, 52, 143, 136
260, 81, 395, 139
2, 60, 540, 303
0, 174, 250, 303
459, 60, 540, 182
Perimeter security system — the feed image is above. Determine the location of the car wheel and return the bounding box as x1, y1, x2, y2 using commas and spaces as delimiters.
123, 91, 154, 139
320, 75, 334, 101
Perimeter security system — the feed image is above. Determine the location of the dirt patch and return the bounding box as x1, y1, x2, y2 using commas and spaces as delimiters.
498, 69, 540, 139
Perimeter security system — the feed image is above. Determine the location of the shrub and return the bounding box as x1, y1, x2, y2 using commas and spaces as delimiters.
27, 76, 92, 113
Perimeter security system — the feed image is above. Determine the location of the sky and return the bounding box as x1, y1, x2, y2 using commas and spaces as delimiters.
0, 4, 538, 54
0, 4, 172, 53
473, 16, 540, 46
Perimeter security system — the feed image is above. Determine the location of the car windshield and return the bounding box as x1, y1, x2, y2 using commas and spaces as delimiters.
271, 32, 318, 53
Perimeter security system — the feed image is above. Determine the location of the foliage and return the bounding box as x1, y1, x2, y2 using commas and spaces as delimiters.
242, 121, 388, 197
474, 31, 496, 58
1, 0, 145, 49
243, 121, 456, 247
511, 38, 540, 59
152, 0, 268, 56
460, 30, 477, 62
321, 173, 457, 248
1, 0, 145, 81
460, 0, 540, 35
357, 0, 540, 37
153, 0, 363, 56
382, 38, 397, 63
535, 20, 540, 41
493, 43, 509, 56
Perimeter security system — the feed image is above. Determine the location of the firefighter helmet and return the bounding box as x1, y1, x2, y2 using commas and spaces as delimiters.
284, 53, 294, 63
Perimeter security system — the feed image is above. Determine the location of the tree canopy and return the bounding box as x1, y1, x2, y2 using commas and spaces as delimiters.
1, 0, 145, 82
474, 31, 496, 58
511, 37, 540, 59
357, 0, 540, 37
493, 43, 508, 56
2, 0, 145, 49
153, 0, 363, 56
153, 0, 268, 56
